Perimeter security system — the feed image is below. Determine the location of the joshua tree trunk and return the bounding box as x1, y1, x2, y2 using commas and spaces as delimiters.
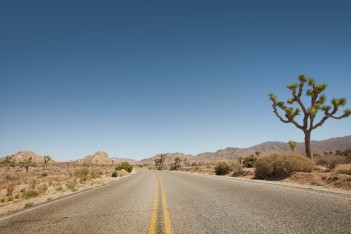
304, 131, 312, 159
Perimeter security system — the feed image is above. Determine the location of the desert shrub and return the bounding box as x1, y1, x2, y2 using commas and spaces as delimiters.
41, 172, 48, 177
66, 181, 77, 190
1, 198, 5, 203
24, 202, 34, 208
231, 163, 243, 176
23, 190, 39, 199
6, 182, 15, 196
30, 180, 37, 189
116, 162, 133, 173
215, 161, 233, 175
38, 184, 48, 194
170, 163, 180, 171
75, 168, 90, 180
343, 149, 351, 161
316, 155, 347, 169
56, 186, 63, 192
255, 153, 314, 179
242, 155, 256, 168
335, 164, 351, 175
111, 171, 118, 177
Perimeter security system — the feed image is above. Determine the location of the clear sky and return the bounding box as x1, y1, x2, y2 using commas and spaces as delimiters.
1, 0, 351, 161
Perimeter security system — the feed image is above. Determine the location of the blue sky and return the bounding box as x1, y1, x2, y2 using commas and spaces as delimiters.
1, 0, 351, 161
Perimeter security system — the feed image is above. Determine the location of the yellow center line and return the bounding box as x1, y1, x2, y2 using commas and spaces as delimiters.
160, 179, 173, 234
149, 176, 159, 234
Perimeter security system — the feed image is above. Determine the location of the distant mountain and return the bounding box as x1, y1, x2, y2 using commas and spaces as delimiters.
195, 147, 240, 161
138, 152, 193, 165
110, 157, 136, 164
2, 136, 350, 165
138, 135, 351, 164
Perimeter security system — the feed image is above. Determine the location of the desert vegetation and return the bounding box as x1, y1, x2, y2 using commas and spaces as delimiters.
0, 157, 133, 215
154, 154, 167, 170
158, 147, 351, 190
255, 153, 314, 179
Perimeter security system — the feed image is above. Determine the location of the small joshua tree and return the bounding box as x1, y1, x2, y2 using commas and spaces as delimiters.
269, 74, 351, 159
2, 155, 16, 169
236, 156, 243, 165
170, 157, 181, 170
155, 153, 167, 170
21, 157, 34, 172
288, 141, 297, 152
43, 155, 51, 171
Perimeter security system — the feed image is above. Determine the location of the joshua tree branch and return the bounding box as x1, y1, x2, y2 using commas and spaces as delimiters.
272, 104, 290, 123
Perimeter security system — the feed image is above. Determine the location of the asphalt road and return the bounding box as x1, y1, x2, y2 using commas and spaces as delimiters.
1, 169, 351, 233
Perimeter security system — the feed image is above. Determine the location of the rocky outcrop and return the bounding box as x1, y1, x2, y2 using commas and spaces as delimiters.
77, 151, 115, 165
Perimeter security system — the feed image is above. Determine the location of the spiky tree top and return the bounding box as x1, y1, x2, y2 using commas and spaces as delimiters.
269, 75, 351, 132
288, 141, 297, 152
43, 155, 51, 164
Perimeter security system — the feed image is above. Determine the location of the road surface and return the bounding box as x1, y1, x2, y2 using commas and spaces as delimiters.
0, 169, 350, 233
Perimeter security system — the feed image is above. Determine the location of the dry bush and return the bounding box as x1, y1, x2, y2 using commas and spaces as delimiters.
231, 164, 243, 176
255, 153, 314, 179
315, 155, 348, 169
215, 161, 232, 175
335, 164, 351, 175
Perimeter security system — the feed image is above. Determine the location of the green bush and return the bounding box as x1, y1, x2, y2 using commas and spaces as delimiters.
215, 161, 232, 175
111, 171, 118, 177
242, 155, 256, 168
75, 168, 90, 178
66, 181, 77, 190
116, 162, 133, 173
255, 153, 314, 179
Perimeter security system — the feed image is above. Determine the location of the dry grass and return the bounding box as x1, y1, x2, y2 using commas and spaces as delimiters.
335, 164, 351, 175
314, 155, 348, 169
286, 172, 351, 190
0, 163, 130, 215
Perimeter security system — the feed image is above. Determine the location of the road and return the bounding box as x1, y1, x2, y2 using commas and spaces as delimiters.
1, 169, 351, 233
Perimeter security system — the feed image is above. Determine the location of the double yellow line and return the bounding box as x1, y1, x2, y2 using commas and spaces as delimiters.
149, 176, 173, 234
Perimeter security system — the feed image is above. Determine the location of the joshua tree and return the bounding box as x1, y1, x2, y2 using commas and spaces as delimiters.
21, 157, 34, 172
288, 141, 297, 152
43, 155, 51, 171
236, 156, 243, 165
155, 153, 167, 170
269, 74, 351, 159
2, 155, 15, 169
170, 157, 182, 170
